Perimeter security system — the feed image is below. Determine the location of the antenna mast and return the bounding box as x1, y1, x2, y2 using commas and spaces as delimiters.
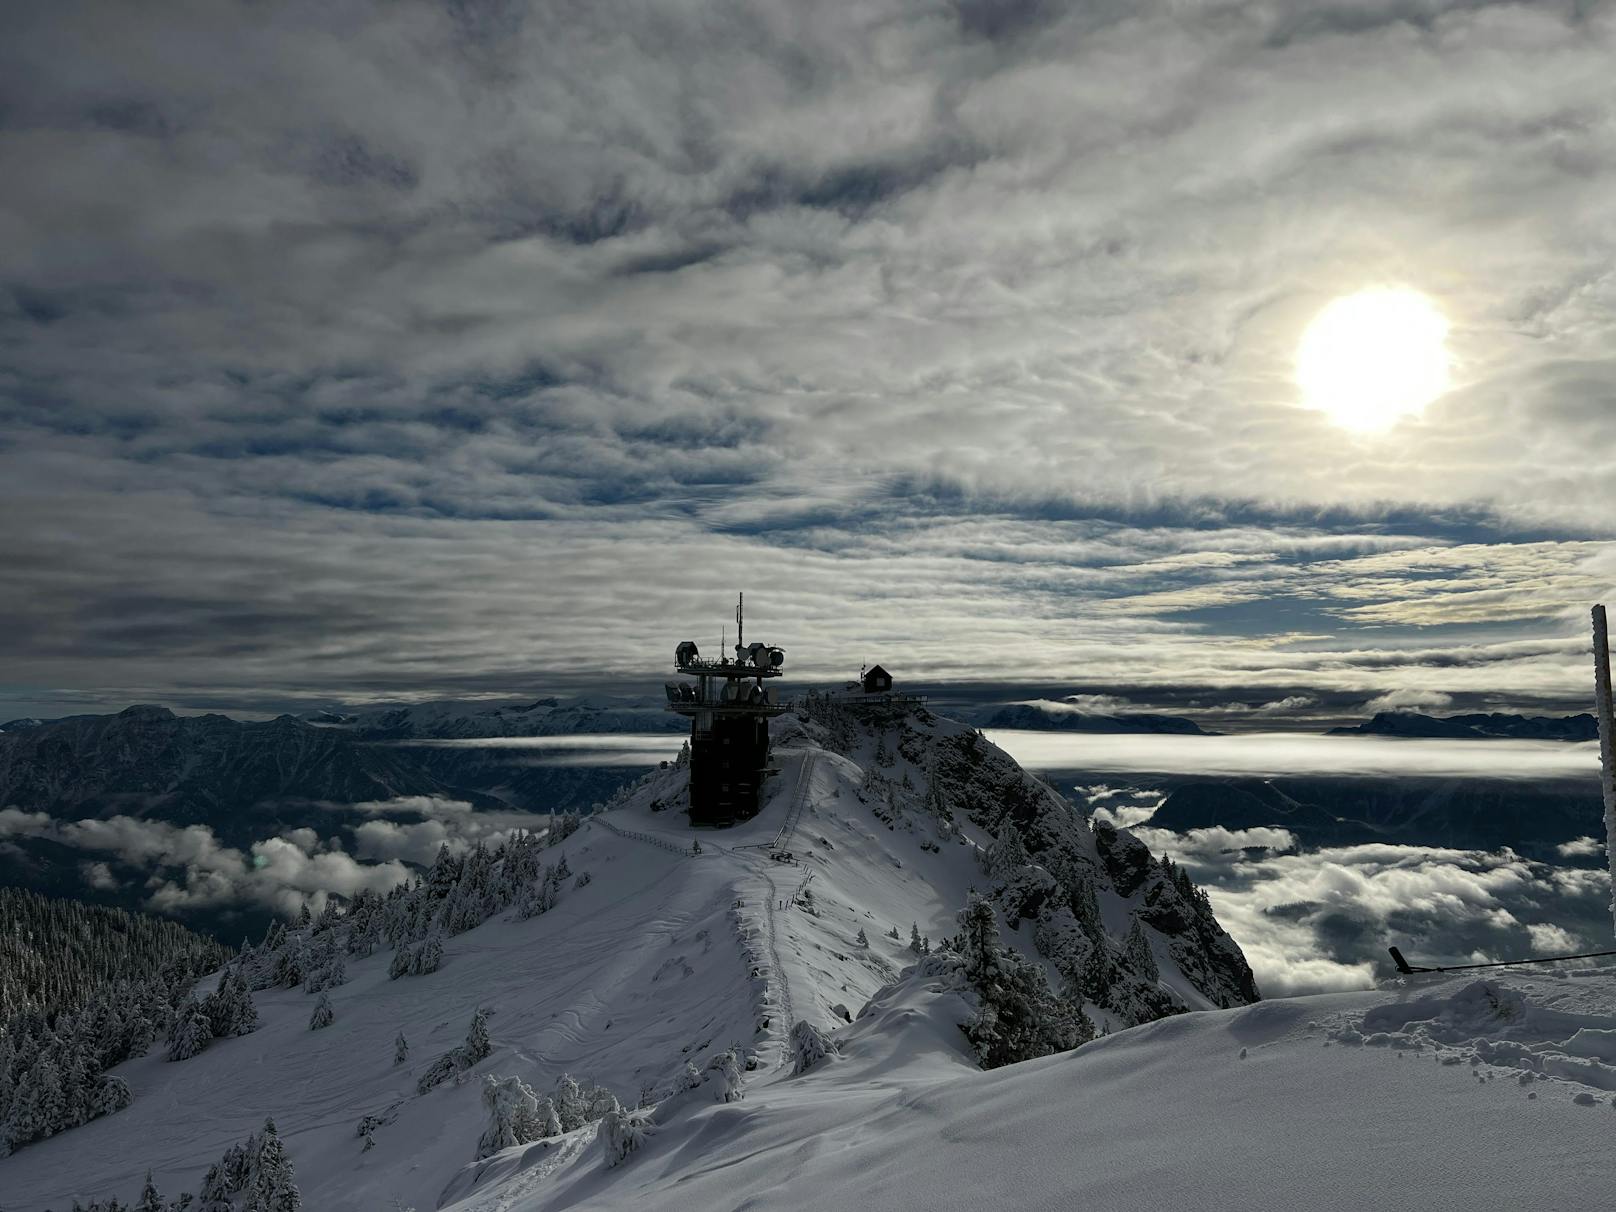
737, 592, 744, 654
1592, 605, 1616, 939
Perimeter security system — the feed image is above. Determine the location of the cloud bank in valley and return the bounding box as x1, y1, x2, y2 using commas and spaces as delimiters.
1075, 789, 1612, 997
0, 796, 548, 916
1, 1, 1614, 721
990, 730, 1604, 781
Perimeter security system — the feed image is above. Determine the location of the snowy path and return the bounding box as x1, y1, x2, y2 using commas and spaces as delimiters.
586, 750, 825, 1071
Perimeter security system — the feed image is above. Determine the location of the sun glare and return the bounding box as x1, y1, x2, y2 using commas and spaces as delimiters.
1295, 288, 1451, 432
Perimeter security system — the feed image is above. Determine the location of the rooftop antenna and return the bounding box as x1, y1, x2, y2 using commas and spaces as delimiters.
1593, 605, 1616, 939
737, 591, 744, 655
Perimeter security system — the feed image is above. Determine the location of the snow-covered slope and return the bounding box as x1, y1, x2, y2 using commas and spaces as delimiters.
465, 962, 1616, 1212
10, 708, 1607, 1211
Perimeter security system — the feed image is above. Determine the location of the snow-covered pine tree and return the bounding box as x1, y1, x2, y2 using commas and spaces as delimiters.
416, 1007, 495, 1094
476, 1074, 547, 1159
986, 825, 1030, 884
908, 922, 923, 954
92, 1074, 132, 1117
1080, 936, 1116, 1003
552, 1075, 587, 1132
707, 1048, 744, 1102
955, 891, 1092, 1069
1070, 876, 1103, 938
415, 933, 444, 976
394, 1032, 409, 1065
855, 927, 868, 946
599, 1102, 646, 1168
202, 967, 259, 1039
308, 992, 334, 1031
166, 999, 213, 1062
789, 1020, 838, 1075
464, 1007, 491, 1064
1123, 918, 1160, 983
135, 1170, 163, 1212
244, 1118, 301, 1212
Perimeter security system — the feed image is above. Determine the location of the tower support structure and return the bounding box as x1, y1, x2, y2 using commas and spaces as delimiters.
666, 596, 790, 826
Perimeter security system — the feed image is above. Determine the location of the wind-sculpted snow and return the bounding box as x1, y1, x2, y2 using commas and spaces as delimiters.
1348, 976, 1616, 1096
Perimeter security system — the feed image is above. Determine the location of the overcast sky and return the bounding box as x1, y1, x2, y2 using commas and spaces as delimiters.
3, 0, 1614, 723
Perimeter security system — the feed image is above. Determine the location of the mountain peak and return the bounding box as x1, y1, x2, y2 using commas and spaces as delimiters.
116, 704, 176, 720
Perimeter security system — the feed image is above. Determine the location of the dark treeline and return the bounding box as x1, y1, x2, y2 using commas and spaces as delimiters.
1, 887, 231, 1021
0, 890, 233, 1156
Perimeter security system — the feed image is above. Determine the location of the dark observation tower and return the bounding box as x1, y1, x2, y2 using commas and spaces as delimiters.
665, 593, 791, 825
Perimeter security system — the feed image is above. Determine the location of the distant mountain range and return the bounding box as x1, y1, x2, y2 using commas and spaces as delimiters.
0, 705, 479, 827
308, 696, 687, 740
0, 699, 682, 936
1327, 710, 1599, 742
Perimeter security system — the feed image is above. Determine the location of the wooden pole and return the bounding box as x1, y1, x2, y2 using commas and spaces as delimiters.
1592, 605, 1616, 939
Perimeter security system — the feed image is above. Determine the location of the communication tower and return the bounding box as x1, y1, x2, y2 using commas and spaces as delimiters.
665, 593, 790, 825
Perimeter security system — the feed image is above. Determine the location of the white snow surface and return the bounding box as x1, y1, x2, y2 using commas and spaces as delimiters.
6, 723, 1616, 1211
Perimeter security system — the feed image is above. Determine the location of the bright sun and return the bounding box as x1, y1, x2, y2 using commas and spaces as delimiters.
1295, 288, 1451, 432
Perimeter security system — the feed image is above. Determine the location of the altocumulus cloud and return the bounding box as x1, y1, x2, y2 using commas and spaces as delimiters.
2, 0, 1615, 723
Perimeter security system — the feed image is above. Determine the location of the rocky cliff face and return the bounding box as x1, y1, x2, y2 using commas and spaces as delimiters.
794, 696, 1259, 1024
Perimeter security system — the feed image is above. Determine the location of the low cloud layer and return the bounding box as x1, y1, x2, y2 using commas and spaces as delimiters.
991, 730, 1603, 781
1072, 791, 1613, 997
0, 796, 550, 916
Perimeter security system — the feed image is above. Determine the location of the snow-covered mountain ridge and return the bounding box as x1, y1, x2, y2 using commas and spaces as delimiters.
6, 707, 1610, 1211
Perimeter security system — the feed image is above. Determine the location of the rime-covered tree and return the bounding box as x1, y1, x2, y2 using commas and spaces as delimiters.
135, 1169, 164, 1212
416, 1007, 495, 1094
476, 1074, 549, 1159
552, 1074, 587, 1132
166, 999, 213, 1062
244, 1118, 301, 1212
394, 1032, 409, 1065
1123, 918, 1160, 983
986, 825, 1031, 884
464, 1007, 492, 1064
309, 992, 334, 1031
707, 1049, 744, 1102
599, 1102, 645, 1168
954, 892, 1093, 1070
202, 967, 259, 1039
789, 1020, 837, 1075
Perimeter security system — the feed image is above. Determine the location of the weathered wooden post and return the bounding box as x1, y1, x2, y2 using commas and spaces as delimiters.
1592, 605, 1616, 939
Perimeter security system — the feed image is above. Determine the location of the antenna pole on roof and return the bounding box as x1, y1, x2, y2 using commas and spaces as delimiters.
1592, 604, 1616, 940
737, 591, 744, 654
